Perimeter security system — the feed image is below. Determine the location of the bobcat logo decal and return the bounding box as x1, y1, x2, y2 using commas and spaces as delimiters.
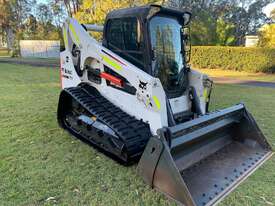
139, 80, 148, 90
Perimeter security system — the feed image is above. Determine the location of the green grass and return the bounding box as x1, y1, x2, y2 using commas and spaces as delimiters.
10, 57, 59, 63
0, 57, 59, 64
0, 63, 274, 206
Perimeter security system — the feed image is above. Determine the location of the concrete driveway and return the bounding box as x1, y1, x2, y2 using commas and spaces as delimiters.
212, 77, 275, 89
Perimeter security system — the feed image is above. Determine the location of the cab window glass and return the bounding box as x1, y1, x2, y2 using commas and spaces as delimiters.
106, 17, 144, 69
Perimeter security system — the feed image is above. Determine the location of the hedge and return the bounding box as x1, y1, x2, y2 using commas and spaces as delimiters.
190, 46, 275, 73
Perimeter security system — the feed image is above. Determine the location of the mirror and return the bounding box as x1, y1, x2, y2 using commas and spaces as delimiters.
181, 27, 191, 63
183, 12, 192, 26
183, 27, 191, 52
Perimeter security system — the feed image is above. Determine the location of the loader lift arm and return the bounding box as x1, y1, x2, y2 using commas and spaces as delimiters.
62, 17, 168, 134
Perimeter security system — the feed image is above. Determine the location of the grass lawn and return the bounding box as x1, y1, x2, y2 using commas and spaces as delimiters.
8, 57, 59, 63
0, 63, 274, 206
0, 57, 59, 65
195, 68, 275, 82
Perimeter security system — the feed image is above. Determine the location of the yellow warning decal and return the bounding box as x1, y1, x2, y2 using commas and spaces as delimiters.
101, 55, 122, 71
203, 88, 209, 102
63, 28, 68, 47
69, 23, 80, 45
152, 96, 161, 110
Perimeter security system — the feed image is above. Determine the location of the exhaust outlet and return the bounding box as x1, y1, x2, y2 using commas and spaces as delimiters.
137, 104, 272, 206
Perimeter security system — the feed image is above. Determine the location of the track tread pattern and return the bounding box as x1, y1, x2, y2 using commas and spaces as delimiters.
64, 85, 152, 161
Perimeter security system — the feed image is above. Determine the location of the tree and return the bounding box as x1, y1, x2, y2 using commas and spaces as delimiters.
50, 1, 67, 28
29, 3, 61, 40
74, 0, 161, 25
24, 14, 38, 39
52, 0, 82, 16
74, 0, 126, 25
258, 24, 275, 47
271, 8, 275, 21
190, 11, 217, 45
247, 1, 272, 33
37, 4, 53, 24
0, 0, 35, 54
216, 17, 236, 46
0, 0, 16, 51
166, 0, 272, 46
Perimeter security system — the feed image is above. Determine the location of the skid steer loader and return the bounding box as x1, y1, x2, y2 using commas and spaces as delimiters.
58, 5, 272, 206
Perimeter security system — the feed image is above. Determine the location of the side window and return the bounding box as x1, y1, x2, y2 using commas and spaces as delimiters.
106, 18, 144, 70
122, 18, 138, 51
108, 19, 124, 49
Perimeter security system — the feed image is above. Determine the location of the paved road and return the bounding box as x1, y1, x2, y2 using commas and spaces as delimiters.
212, 77, 275, 89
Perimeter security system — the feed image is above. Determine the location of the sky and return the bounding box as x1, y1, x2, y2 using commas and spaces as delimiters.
36, 0, 47, 3
263, 2, 275, 17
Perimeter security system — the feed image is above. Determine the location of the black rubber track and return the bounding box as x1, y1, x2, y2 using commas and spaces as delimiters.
57, 84, 152, 163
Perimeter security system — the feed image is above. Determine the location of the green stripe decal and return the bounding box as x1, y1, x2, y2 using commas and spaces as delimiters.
203, 88, 209, 102
69, 23, 80, 45
101, 55, 122, 70
63, 28, 68, 47
152, 96, 161, 110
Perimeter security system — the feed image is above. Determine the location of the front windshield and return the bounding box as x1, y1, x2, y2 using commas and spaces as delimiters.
150, 16, 184, 93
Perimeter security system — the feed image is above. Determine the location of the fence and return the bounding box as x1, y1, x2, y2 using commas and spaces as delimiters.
20, 40, 60, 58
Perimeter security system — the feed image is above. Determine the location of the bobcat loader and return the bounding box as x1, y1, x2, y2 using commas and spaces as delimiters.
58, 5, 273, 206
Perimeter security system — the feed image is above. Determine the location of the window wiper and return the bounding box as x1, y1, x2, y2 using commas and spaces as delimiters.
177, 66, 185, 83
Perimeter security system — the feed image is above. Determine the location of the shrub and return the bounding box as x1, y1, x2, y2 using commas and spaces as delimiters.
190, 46, 275, 73
258, 24, 275, 48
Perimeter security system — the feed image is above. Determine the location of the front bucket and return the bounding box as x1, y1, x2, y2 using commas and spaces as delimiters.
137, 104, 272, 206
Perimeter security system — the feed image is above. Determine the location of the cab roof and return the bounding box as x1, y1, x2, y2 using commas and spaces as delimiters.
105, 4, 189, 22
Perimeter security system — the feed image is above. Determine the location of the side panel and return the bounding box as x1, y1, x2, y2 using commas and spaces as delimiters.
60, 51, 81, 88
189, 69, 212, 115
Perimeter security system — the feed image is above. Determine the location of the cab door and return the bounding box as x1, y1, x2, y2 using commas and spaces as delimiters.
104, 17, 147, 72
